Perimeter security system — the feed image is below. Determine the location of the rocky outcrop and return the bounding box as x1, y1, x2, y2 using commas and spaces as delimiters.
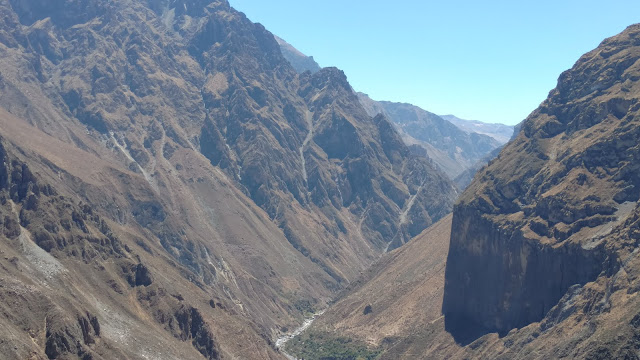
443, 23, 640, 344
125, 263, 153, 287
44, 312, 101, 360
174, 306, 220, 360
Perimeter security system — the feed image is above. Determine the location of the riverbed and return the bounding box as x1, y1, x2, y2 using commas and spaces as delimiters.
275, 309, 326, 359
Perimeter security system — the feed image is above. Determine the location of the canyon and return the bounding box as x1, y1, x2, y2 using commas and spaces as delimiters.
0, 0, 638, 359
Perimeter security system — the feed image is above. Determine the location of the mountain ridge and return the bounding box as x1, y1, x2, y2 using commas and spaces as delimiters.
440, 114, 514, 144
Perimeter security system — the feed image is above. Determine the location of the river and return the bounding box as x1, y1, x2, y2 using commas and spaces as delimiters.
275, 309, 326, 359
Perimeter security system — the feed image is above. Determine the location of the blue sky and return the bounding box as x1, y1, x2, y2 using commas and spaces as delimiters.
228, 0, 640, 125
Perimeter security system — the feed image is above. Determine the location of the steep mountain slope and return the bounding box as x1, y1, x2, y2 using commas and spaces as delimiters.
358, 93, 502, 179
0, 108, 288, 360
289, 23, 640, 360
274, 35, 321, 74
441, 114, 514, 144
0, 0, 457, 358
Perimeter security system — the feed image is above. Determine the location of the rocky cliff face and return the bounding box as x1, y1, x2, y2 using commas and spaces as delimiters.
444, 23, 640, 346
357, 93, 502, 179
0, 0, 456, 358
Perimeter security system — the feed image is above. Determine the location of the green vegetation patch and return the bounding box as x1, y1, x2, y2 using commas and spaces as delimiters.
285, 330, 381, 360
282, 292, 318, 319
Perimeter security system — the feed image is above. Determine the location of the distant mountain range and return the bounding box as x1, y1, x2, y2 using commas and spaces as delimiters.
357, 93, 502, 181
440, 114, 514, 144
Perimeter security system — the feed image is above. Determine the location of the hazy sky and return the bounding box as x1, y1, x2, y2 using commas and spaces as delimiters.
228, 0, 640, 125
